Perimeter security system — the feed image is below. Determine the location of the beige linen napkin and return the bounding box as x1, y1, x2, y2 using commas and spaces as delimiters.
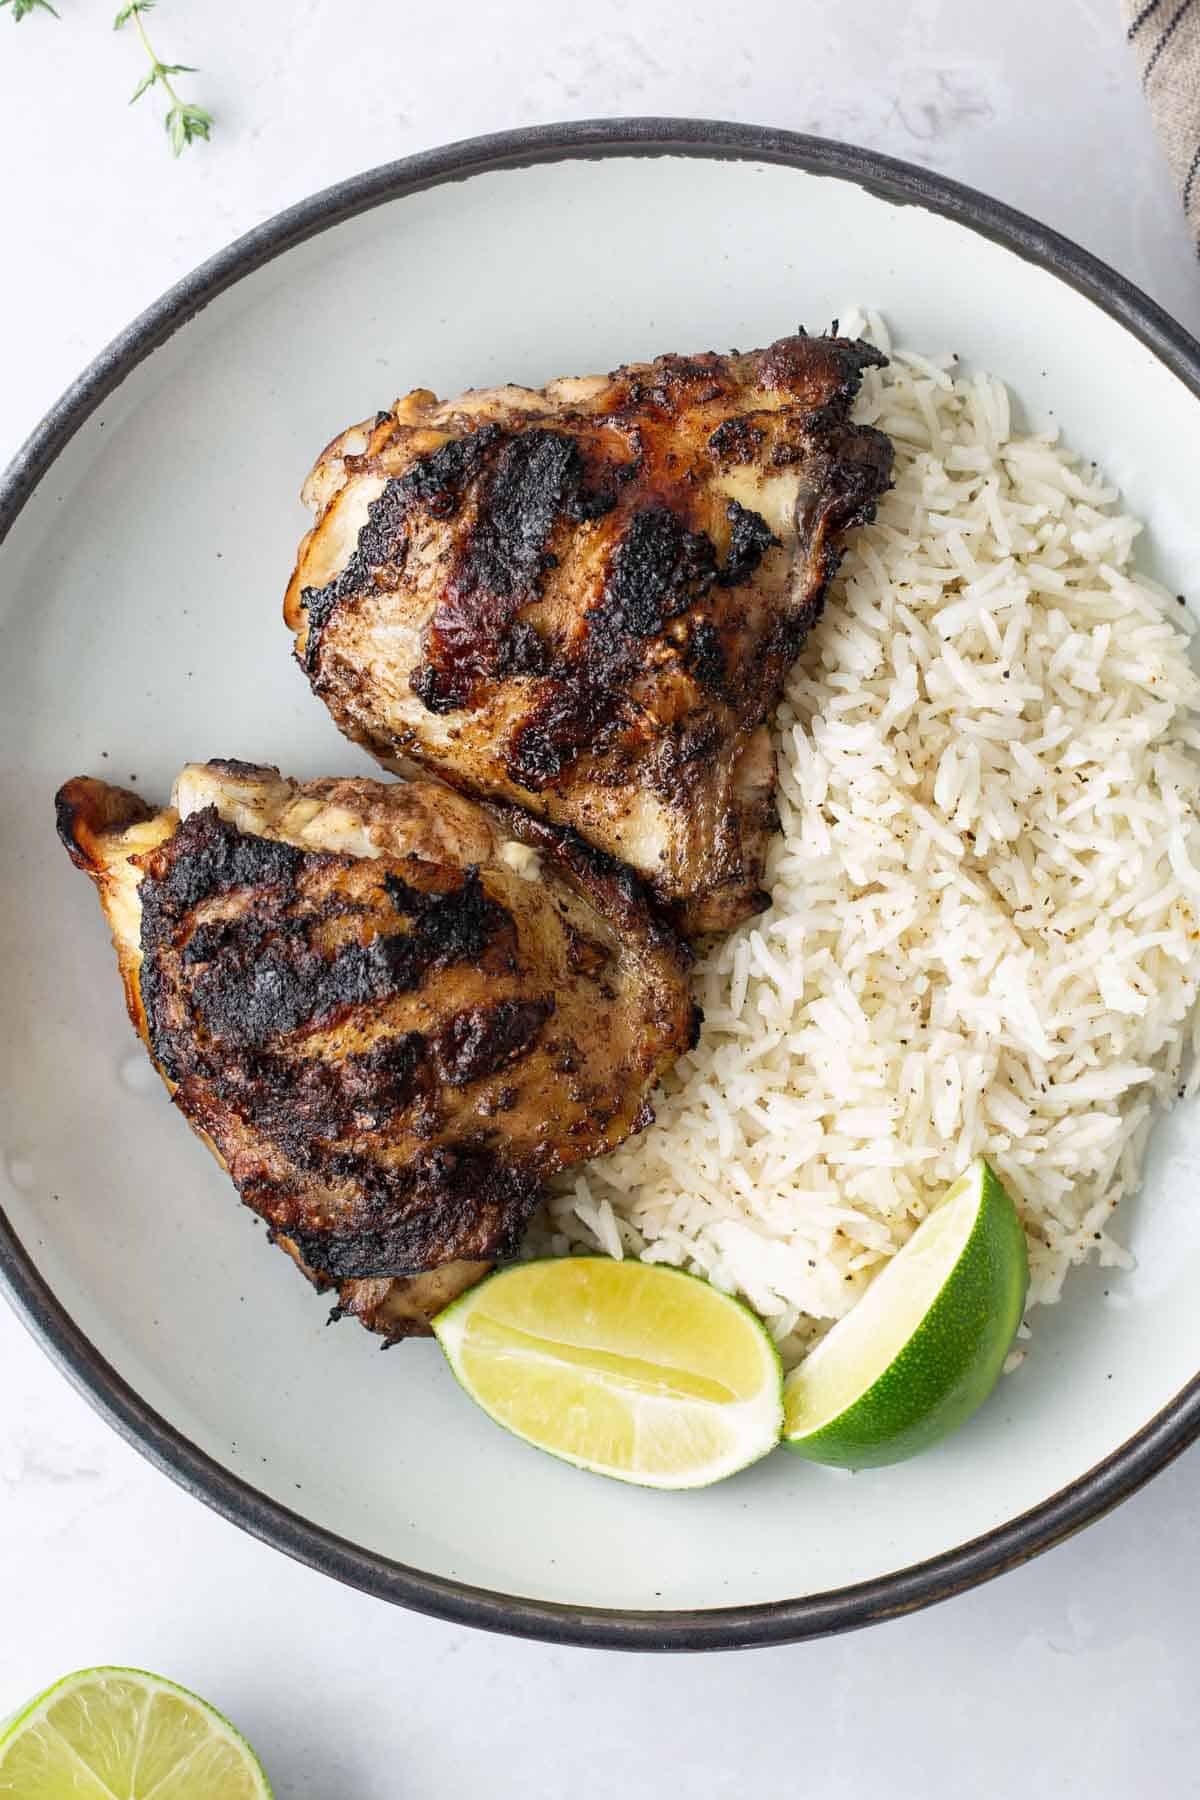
1125, 0, 1200, 234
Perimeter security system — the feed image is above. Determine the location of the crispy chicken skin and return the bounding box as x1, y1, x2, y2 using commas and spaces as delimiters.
284, 333, 893, 935
55, 761, 695, 1340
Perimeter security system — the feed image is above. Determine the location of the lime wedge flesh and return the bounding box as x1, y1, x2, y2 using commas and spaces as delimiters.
783, 1158, 1028, 1469
433, 1257, 784, 1488
0, 1668, 272, 1798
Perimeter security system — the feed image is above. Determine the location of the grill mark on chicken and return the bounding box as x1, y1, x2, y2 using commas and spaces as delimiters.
187, 929, 452, 1053
505, 500, 782, 790
139, 810, 513, 1064
281, 1148, 539, 1280
55, 764, 696, 1339
307, 424, 621, 703
684, 617, 727, 694
284, 331, 895, 933
212, 1037, 429, 1159
492, 619, 552, 679
300, 426, 504, 669
505, 503, 723, 788
719, 500, 779, 588
141, 810, 303, 918
413, 429, 602, 713
600, 504, 720, 635
432, 996, 555, 1088
707, 416, 765, 464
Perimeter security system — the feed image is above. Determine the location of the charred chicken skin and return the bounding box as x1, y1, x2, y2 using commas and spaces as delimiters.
284, 333, 894, 935
55, 761, 695, 1339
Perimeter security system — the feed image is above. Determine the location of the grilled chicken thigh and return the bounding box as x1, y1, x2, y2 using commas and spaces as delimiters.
285, 333, 893, 934
56, 761, 694, 1339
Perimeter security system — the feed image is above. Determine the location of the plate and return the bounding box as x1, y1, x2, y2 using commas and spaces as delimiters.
4, 119, 1200, 1652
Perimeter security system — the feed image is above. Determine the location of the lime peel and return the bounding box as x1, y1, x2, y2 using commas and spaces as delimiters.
783, 1157, 1028, 1469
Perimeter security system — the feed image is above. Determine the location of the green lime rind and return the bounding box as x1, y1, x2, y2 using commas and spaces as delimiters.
782, 1159, 1029, 1470
434, 1257, 784, 1490
0, 1665, 273, 1798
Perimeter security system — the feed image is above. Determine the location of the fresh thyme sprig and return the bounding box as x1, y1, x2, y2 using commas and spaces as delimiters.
2, 0, 59, 20
114, 0, 212, 156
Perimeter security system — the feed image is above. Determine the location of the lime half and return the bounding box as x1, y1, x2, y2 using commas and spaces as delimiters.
783, 1158, 1028, 1469
0, 1667, 272, 1798
434, 1257, 783, 1488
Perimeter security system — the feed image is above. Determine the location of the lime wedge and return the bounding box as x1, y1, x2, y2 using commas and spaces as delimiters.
783, 1158, 1028, 1469
433, 1257, 783, 1488
0, 1668, 272, 1798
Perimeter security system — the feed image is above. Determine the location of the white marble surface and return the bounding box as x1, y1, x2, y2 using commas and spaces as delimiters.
3, 2, 1200, 1794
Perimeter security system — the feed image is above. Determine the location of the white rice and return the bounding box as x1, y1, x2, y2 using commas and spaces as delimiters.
533, 309, 1200, 1366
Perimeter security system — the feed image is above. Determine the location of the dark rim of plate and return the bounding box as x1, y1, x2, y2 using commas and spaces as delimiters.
4, 117, 1200, 1653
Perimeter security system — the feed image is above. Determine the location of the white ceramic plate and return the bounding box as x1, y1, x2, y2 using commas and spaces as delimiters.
4, 120, 1200, 1651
